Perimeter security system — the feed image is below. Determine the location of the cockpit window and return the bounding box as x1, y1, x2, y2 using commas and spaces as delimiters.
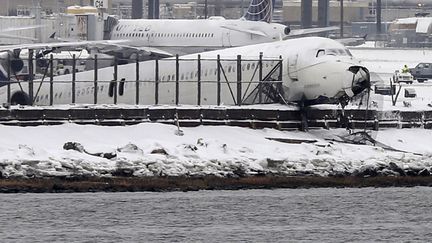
326, 49, 339, 56
317, 48, 353, 57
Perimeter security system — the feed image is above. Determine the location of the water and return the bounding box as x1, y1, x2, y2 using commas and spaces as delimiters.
1, 187, 432, 242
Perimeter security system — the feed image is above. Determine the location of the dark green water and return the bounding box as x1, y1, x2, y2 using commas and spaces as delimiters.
1, 187, 431, 242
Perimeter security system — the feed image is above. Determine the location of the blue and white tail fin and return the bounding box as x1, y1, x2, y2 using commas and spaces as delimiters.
243, 0, 274, 23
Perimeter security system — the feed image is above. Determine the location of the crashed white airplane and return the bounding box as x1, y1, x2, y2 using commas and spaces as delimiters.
0, 37, 370, 107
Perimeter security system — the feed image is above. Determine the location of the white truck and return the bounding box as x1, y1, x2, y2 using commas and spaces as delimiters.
393, 70, 414, 84
54, 51, 89, 76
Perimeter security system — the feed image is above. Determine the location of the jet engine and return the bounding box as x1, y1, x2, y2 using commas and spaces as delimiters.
284, 26, 291, 35
0, 51, 25, 89
0, 52, 24, 76
0, 51, 29, 104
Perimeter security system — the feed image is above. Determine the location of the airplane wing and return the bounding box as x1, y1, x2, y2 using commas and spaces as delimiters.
286, 26, 339, 38
93, 43, 173, 58
0, 39, 173, 60
0, 39, 130, 52
0, 25, 45, 42
45, 33, 172, 57
0, 33, 37, 41
1, 25, 45, 33
335, 37, 367, 47
220, 25, 268, 37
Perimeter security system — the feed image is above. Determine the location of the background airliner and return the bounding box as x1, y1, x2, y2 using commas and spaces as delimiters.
105, 0, 337, 58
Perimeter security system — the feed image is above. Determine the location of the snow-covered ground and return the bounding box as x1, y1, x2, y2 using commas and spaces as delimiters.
1, 123, 432, 178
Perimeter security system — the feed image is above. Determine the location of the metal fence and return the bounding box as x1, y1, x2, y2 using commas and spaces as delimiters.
1, 52, 284, 106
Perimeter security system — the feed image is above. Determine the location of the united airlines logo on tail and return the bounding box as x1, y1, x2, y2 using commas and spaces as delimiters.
243, 0, 274, 23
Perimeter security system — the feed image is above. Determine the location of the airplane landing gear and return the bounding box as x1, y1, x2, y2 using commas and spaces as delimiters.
338, 98, 352, 132
299, 97, 308, 132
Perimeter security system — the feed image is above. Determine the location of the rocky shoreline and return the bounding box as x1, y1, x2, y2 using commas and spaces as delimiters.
1, 175, 432, 193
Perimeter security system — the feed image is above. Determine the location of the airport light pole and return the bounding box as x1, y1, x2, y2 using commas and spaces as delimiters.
318, 0, 329, 28
132, 0, 144, 19
301, 0, 312, 28
148, 0, 160, 19
376, 0, 382, 35
340, 0, 344, 38
205, 0, 208, 19
35, 0, 42, 42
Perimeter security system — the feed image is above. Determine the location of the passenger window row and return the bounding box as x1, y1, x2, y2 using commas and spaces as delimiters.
34, 85, 106, 102
158, 62, 274, 82
114, 32, 215, 38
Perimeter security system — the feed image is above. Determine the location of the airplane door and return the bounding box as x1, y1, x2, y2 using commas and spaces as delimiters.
222, 31, 231, 47
288, 54, 299, 81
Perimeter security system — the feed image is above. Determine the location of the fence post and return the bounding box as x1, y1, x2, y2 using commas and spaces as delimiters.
155, 59, 159, 105
258, 52, 263, 104
374, 116, 379, 131
113, 57, 117, 105
94, 55, 99, 104
28, 49, 34, 105
278, 55, 283, 96
237, 55, 242, 106
217, 54, 221, 106
72, 54, 76, 104
176, 54, 179, 105
197, 54, 201, 106
136, 55, 140, 105
7, 54, 11, 104
49, 54, 54, 105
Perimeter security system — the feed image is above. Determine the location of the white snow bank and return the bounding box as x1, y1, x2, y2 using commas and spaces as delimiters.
0, 123, 431, 178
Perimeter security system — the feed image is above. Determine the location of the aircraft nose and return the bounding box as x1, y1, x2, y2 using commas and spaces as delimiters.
349, 66, 370, 96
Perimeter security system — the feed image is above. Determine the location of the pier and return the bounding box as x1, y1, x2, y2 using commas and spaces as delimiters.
1, 105, 431, 130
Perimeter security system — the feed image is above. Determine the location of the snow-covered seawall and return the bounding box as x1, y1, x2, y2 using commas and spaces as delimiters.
1, 123, 432, 178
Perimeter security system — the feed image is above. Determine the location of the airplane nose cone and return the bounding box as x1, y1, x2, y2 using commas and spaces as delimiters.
349, 66, 370, 96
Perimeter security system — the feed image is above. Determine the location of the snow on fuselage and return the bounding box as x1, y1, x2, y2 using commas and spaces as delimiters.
1, 37, 370, 106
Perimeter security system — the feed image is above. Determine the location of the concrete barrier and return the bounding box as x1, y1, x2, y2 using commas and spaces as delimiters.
0, 106, 430, 129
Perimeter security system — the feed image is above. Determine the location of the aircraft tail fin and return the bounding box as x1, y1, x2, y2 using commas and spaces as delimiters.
105, 16, 119, 40
49, 32, 56, 39
243, 0, 274, 23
